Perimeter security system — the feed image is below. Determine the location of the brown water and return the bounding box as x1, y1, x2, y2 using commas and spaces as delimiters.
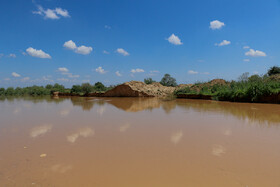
0, 96, 280, 187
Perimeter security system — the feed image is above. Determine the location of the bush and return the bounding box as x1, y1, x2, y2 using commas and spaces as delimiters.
144, 78, 155, 84
93, 82, 106, 92
268, 66, 280, 76
81, 83, 93, 94
160, 74, 177, 87
71, 85, 82, 94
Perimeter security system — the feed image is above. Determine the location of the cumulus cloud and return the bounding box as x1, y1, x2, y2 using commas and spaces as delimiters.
210, 20, 225, 30
12, 72, 21, 77
243, 59, 250, 62
58, 67, 69, 72
75, 46, 93, 55
116, 48, 129, 56
55, 8, 70, 17
131, 68, 144, 73
63, 40, 77, 50
215, 40, 231, 46
115, 71, 122, 77
167, 34, 183, 45
95, 67, 106, 74
245, 49, 266, 57
63, 40, 92, 55
243, 46, 250, 49
33, 5, 70, 19
188, 70, 198, 75
26, 47, 51, 59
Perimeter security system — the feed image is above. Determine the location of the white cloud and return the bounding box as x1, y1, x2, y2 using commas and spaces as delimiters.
63, 40, 77, 50
188, 70, 198, 75
103, 50, 110, 54
116, 48, 129, 56
33, 5, 70, 19
245, 49, 266, 57
21, 77, 30, 81
215, 40, 231, 46
55, 8, 70, 17
131, 68, 144, 73
243, 46, 250, 49
210, 20, 225, 30
63, 40, 92, 55
95, 67, 106, 74
243, 59, 250, 62
167, 34, 183, 45
26, 47, 51, 59
57, 67, 79, 78
75, 45, 93, 55
12, 72, 21, 77
8, 54, 16, 58
58, 67, 69, 73
45, 9, 59, 19
115, 71, 122, 77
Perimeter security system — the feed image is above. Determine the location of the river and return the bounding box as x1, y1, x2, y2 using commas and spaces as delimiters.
0, 96, 280, 186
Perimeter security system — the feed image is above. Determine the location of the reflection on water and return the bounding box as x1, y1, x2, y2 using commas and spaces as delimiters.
67, 127, 94, 143
170, 131, 183, 145
119, 123, 130, 132
1, 96, 280, 186
30, 124, 53, 138
212, 144, 226, 157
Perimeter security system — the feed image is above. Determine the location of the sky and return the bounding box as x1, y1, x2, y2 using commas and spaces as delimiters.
0, 0, 280, 87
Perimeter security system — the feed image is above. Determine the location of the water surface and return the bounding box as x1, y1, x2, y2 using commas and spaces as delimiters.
0, 97, 280, 187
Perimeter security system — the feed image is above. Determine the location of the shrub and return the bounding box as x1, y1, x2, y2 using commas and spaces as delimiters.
144, 78, 155, 84
268, 66, 280, 76
160, 74, 177, 87
81, 83, 93, 94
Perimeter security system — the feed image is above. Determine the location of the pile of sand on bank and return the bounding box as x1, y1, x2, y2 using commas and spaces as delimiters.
103, 81, 178, 97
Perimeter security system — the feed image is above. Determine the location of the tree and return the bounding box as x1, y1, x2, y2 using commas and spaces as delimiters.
144, 78, 155, 84
248, 74, 262, 82
81, 83, 93, 94
0, 88, 5, 96
71, 85, 82, 94
238, 72, 249, 82
5, 87, 15, 95
160, 74, 177, 87
267, 66, 280, 76
93, 82, 106, 92
45, 84, 53, 90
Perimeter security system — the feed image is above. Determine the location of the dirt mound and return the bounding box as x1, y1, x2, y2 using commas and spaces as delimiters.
103, 81, 176, 97
208, 79, 227, 86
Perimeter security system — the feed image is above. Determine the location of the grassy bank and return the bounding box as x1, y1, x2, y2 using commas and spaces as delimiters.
175, 74, 280, 103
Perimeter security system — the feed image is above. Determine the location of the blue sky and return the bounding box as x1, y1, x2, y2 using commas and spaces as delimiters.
0, 0, 279, 87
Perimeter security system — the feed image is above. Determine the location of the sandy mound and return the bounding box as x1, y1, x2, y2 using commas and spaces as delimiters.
104, 81, 176, 97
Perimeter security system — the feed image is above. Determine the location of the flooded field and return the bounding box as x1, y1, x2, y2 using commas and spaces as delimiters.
0, 96, 280, 187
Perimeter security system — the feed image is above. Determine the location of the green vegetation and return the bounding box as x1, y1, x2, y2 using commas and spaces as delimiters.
160, 74, 177, 87
144, 78, 156, 84
175, 66, 280, 103
0, 82, 113, 96
268, 66, 280, 76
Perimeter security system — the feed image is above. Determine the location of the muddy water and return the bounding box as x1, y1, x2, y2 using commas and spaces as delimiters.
0, 97, 280, 187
